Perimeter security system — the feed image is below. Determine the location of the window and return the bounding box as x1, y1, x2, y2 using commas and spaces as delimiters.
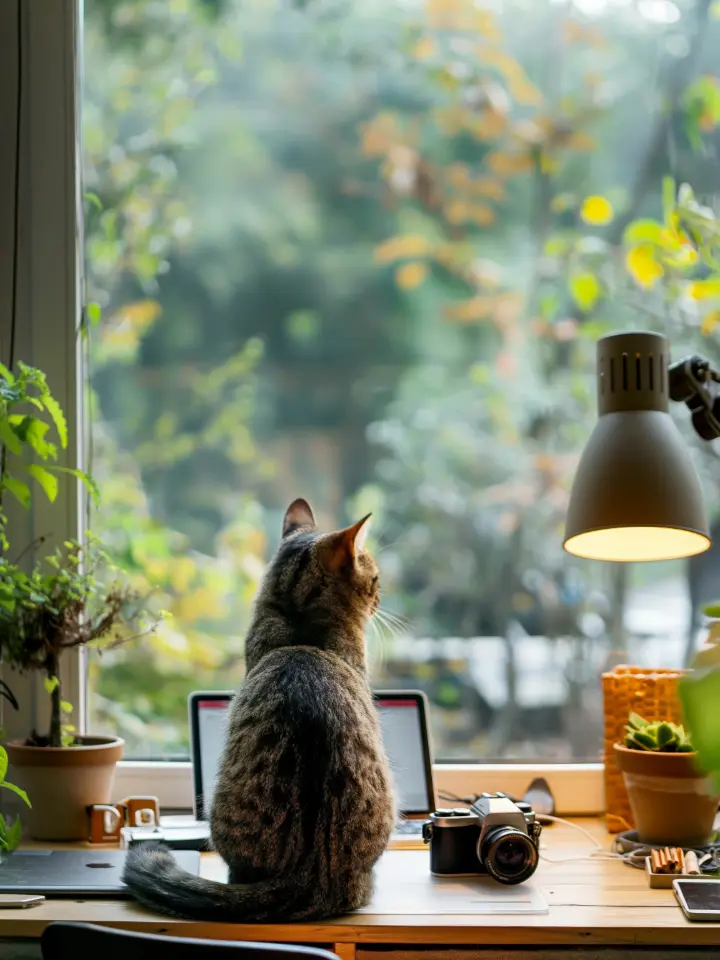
82, 0, 720, 768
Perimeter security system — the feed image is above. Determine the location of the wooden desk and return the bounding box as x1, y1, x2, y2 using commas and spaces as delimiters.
1, 819, 718, 955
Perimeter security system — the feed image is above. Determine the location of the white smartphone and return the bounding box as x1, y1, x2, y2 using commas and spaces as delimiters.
0, 894, 45, 908
673, 879, 720, 921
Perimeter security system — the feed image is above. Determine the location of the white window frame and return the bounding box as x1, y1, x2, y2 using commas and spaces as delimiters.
114, 760, 604, 815
0, 0, 605, 817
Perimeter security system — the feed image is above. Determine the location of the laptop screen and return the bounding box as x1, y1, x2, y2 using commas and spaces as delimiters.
375, 695, 433, 814
192, 691, 433, 819
195, 698, 231, 818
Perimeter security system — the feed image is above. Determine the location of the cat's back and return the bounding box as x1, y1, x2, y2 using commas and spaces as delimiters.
226, 645, 381, 768
211, 647, 394, 855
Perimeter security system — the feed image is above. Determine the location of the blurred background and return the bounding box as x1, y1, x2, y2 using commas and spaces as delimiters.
83, 0, 720, 761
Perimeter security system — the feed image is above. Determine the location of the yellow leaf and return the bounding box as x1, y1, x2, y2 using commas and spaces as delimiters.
446, 163, 471, 187
434, 106, 466, 135
444, 293, 523, 324
116, 299, 162, 327
431, 242, 472, 270
626, 244, 664, 289
360, 113, 399, 158
395, 262, 429, 290
580, 195, 614, 226
444, 201, 470, 224
510, 77, 543, 106
469, 109, 507, 139
550, 193, 575, 213
569, 272, 601, 311
175, 586, 228, 623
413, 36, 436, 59
540, 152, 560, 175
565, 131, 596, 151
374, 235, 431, 263
470, 203, 496, 226
171, 556, 196, 593
701, 310, 720, 335
700, 109, 717, 132
473, 10, 501, 38
472, 177, 505, 201
486, 152, 534, 175
479, 48, 522, 80
689, 279, 720, 300
444, 298, 494, 323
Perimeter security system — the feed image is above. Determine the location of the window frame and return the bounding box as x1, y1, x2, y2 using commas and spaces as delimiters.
1, 0, 605, 818
114, 760, 605, 815
0, 0, 86, 745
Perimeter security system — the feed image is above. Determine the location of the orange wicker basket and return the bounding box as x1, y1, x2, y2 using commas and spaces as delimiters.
602, 664, 685, 833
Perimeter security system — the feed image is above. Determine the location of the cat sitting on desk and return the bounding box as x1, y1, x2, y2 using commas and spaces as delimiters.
123, 498, 396, 921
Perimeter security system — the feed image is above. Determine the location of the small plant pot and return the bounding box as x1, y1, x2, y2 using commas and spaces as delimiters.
614, 743, 719, 846
6, 736, 124, 841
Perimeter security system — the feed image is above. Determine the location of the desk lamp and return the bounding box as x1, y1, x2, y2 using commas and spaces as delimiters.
563, 330, 720, 563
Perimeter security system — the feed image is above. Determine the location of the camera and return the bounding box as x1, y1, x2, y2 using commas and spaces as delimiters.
422, 793, 542, 884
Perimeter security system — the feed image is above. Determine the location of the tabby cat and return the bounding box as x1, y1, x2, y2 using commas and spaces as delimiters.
123, 498, 396, 921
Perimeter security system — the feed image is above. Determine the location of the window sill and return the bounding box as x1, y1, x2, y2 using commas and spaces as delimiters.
114, 760, 604, 816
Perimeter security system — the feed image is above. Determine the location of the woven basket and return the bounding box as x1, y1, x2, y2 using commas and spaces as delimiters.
602, 664, 685, 833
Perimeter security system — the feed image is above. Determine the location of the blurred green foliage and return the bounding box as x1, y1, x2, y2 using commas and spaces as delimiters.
84, 0, 720, 759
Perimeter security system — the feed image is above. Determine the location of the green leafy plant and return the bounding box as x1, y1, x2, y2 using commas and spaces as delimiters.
679, 607, 720, 792
0, 745, 30, 852
0, 363, 96, 544
624, 713, 694, 753
0, 538, 159, 748
0, 360, 158, 750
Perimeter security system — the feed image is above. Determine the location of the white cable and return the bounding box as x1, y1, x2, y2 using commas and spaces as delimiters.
538, 814, 622, 864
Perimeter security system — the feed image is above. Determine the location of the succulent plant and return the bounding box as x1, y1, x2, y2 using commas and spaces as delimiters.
624, 713, 694, 753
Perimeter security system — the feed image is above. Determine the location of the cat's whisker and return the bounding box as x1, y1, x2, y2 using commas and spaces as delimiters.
367, 614, 388, 668
381, 609, 409, 627
373, 610, 397, 634
374, 607, 410, 633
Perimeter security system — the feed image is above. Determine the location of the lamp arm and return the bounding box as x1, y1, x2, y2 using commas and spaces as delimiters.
668, 355, 720, 441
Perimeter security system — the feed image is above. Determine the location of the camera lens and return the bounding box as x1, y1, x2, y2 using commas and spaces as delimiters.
480, 826, 538, 884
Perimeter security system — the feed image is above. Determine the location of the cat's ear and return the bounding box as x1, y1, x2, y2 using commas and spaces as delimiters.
320, 514, 372, 572
282, 498, 317, 538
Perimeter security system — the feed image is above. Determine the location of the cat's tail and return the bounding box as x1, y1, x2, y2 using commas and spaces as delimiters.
122, 845, 319, 922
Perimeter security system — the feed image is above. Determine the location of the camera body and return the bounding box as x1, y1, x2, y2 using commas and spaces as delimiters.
422, 793, 542, 884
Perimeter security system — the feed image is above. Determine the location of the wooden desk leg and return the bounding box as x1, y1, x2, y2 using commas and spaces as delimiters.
333, 942, 355, 960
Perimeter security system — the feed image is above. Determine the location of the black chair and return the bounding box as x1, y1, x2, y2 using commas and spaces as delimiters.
41, 922, 341, 960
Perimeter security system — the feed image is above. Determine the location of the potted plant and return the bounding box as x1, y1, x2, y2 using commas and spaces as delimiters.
0, 360, 159, 841
614, 713, 719, 847
0, 539, 157, 840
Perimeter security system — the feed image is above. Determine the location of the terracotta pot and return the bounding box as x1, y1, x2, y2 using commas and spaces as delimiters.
6, 736, 124, 841
614, 743, 719, 846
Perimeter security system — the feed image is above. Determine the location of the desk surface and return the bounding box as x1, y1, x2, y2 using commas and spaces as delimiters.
0, 819, 717, 947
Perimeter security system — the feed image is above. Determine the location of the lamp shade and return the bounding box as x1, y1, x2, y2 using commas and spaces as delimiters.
563, 331, 711, 562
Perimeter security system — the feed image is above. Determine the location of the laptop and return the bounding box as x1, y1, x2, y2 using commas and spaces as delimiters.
188, 689, 436, 848
0, 849, 201, 897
